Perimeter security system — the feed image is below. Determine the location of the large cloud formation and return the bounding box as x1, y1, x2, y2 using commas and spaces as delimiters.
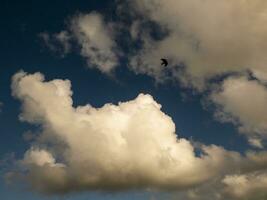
122, 0, 267, 148
31, 0, 267, 198
10, 71, 241, 194
8, 71, 267, 200
128, 0, 267, 87
43, 0, 267, 86
41, 1, 267, 147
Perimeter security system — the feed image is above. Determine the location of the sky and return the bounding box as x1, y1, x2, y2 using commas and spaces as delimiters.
1, 0, 267, 200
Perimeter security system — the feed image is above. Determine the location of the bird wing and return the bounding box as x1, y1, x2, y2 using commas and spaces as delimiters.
161, 59, 168, 66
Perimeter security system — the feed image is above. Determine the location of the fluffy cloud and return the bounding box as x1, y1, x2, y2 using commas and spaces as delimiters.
10, 71, 242, 194
40, 12, 119, 73
125, 0, 267, 89
71, 12, 119, 73
222, 172, 267, 199
210, 76, 267, 148
173, 150, 267, 200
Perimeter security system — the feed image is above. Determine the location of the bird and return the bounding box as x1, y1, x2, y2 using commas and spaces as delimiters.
161, 58, 168, 67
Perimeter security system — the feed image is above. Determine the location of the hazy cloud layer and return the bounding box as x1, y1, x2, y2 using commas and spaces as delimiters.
127, 0, 267, 89
43, 1, 267, 87
41, 1, 267, 88
39, 31, 71, 55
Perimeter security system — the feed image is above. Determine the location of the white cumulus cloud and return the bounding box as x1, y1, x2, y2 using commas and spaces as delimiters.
9, 71, 241, 194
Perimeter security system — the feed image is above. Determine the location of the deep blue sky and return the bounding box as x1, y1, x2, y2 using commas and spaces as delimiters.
0, 0, 250, 199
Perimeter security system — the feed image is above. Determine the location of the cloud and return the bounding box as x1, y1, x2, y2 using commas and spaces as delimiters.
8, 71, 267, 200
170, 150, 267, 200
14, 1, 267, 196
118, 0, 267, 149
40, 0, 267, 88
248, 138, 264, 149
39, 31, 71, 56
222, 172, 267, 200
125, 0, 267, 89
71, 12, 119, 73
39, 12, 119, 73
37, 0, 267, 150
21, 148, 62, 167
9, 71, 243, 194
210, 76, 267, 147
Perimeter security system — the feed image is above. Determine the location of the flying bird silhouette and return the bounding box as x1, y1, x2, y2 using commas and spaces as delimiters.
161, 58, 168, 67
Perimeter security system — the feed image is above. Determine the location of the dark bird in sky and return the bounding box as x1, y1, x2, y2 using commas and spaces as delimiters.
161, 58, 168, 67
